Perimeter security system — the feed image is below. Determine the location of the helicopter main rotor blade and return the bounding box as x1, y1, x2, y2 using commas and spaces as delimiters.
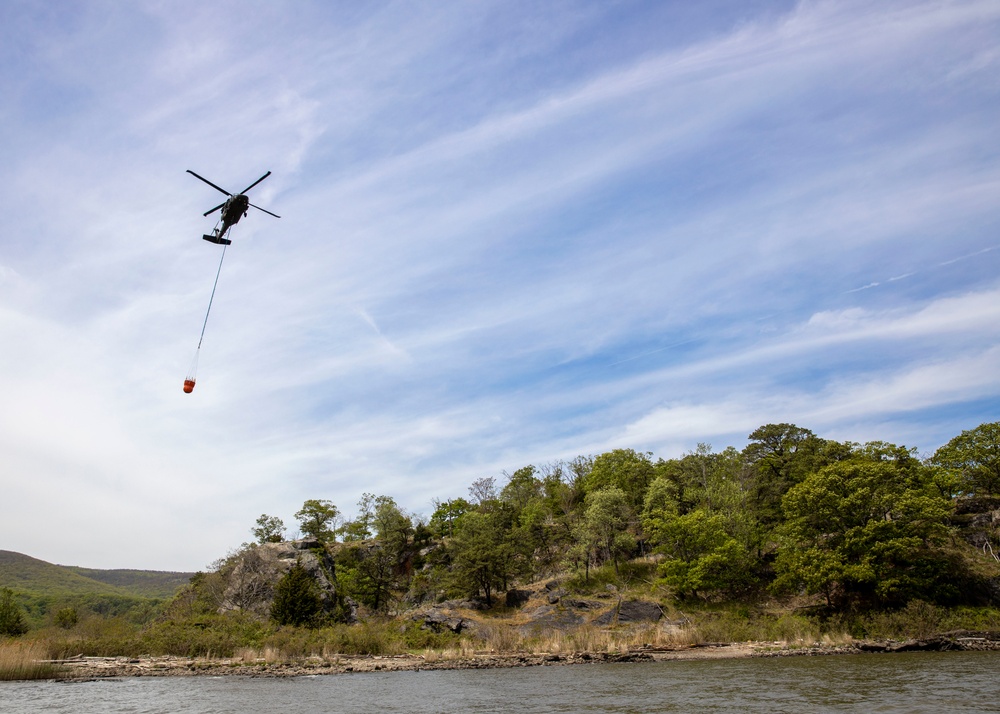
203, 201, 226, 217
187, 170, 233, 197
239, 171, 272, 195
249, 203, 281, 219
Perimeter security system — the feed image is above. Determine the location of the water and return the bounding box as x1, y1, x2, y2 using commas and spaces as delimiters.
3, 652, 999, 713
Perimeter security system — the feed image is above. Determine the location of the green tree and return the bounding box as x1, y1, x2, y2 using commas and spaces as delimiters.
586, 449, 654, 511
644, 507, 752, 599
270, 561, 323, 627
579, 487, 635, 576
931, 421, 1000, 497
449, 510, 518, 605
340, 493, 376, 542
0, 587, 28, 636
501, 466, 543, 512
743, 424, 851, 527
54, 607, 78, 629
295, 499, 339, 542
774, 445, 953, 607
251, 514, 285, 544
351, 496, 415, 611
429, 498, 472, 538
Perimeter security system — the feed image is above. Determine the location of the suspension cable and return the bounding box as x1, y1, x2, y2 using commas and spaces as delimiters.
198, 243, 228, 349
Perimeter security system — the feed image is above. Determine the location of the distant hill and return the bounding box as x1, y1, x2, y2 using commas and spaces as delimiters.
0, 550, 193, 600
63, 566, 193, 600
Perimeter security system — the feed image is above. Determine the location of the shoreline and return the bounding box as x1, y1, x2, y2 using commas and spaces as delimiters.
41, 633, 1000, 679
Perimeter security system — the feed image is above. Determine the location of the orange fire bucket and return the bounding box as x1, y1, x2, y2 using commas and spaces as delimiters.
183, 379, 196, 393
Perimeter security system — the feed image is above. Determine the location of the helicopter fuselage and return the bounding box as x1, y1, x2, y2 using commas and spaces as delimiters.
221, 194, 250, 229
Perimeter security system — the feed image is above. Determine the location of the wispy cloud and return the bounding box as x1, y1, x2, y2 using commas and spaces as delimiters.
1, 0, 998, 568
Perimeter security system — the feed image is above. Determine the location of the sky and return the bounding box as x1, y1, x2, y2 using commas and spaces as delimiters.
1, 0, 998, 571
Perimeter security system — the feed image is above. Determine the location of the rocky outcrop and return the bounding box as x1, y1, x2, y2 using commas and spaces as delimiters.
517, 604, 585, 635
219, 539, 356, 622
413, 602, 481, 634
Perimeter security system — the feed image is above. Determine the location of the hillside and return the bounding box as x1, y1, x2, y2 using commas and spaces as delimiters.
62, 566, 193, 600
0, 551, 192, 600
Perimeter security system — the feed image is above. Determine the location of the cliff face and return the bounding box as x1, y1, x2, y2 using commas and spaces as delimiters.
219, 539, 356, 621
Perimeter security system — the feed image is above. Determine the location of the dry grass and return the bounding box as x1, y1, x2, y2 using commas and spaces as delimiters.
233, 646, 283, 664
477, 623, 523, 653
0, 640, 67, 681
468, 621, 699, 657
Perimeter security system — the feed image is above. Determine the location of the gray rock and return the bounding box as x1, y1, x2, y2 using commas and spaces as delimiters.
505, 588, 532, 608
563, 598, 601, 610
593, 600, 663, 626
415, 606, 479, 634
517, 604, 585, 635
546, 588, 567, 604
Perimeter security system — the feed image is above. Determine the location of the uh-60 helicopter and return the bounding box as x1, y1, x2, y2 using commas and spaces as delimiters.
187, 169, 280, 245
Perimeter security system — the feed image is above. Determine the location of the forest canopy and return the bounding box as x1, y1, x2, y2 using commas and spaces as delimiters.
229, 421, 1000, 616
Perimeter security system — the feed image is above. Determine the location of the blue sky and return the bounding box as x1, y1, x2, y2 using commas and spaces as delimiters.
1, 0, 998, 570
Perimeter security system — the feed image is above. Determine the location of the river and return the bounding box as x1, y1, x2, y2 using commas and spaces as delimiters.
3, 651, 998, 713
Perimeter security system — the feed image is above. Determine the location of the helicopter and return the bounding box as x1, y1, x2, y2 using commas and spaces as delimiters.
187, 169, 280, 245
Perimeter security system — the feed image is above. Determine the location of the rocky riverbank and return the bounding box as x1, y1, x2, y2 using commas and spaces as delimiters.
42, 631, 1000, 679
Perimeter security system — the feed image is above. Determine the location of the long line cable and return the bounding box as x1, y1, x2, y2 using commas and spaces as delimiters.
185, 228, 230, 391
198, 243, 228, 349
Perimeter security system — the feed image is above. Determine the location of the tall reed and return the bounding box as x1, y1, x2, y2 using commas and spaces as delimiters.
0, 640, 66, 681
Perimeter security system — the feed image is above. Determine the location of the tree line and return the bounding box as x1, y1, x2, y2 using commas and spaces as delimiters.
231, 421, 1000, 625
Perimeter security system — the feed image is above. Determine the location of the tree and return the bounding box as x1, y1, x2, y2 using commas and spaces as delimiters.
579, 487, 635, 576
501, 466, 543, 512
271, 561, 323, 627
429, 498, 472, 538
54, 607, 78, 629
352, 496, 415, 611
931, 421, 1000, 497
468, 476, 498, 506
251, 514, 285, 544
742, 424, 850, 528
219, 545, 280, 615
341, 493, 376, 542
644, 507, 753, 599
585, 449, 654, 511
774, 445, 952, 607
450, 510, 518, 605
0, 588, 28, 636
295, 499, 339, 542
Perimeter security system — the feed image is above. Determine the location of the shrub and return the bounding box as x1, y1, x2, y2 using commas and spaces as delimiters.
0, 589, 28, 637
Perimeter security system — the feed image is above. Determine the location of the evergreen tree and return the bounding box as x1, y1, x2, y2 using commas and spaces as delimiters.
271, 561, 323, 627
450, 510, 517, 605
0, 588, 28, 636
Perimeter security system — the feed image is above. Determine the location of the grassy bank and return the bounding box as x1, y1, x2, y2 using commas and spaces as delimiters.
13, 601, 1000, 668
